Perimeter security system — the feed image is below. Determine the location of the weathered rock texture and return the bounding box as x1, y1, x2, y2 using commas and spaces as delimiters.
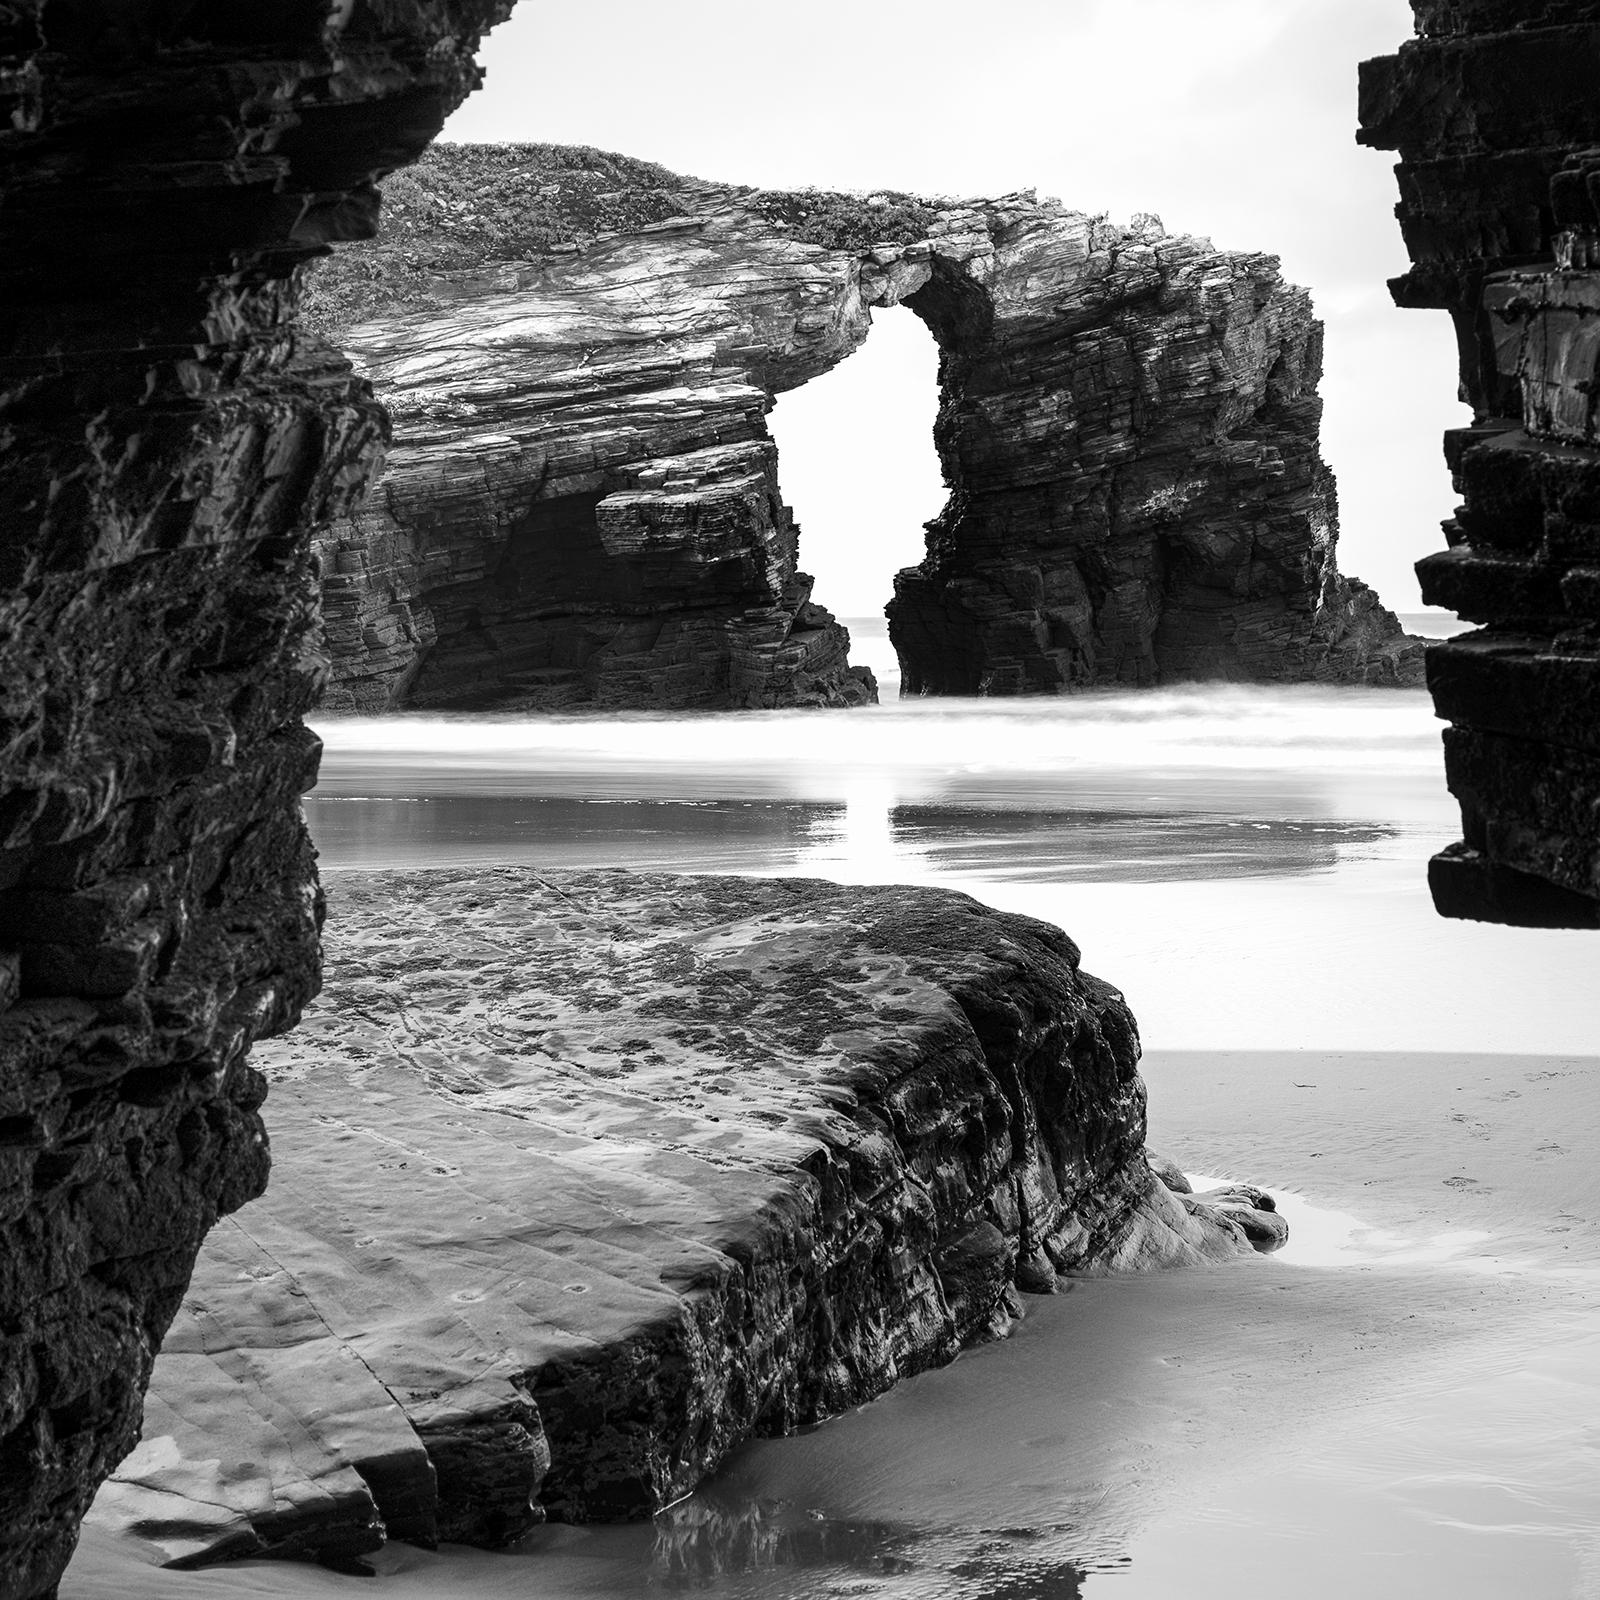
0, 7, 512, 1596
306, 145, 1422, 710
87, 868, 1272, 1570
1360, 0, 1600, 925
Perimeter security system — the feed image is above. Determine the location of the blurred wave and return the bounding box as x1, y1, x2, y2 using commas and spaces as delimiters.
309, 683, 1445, 811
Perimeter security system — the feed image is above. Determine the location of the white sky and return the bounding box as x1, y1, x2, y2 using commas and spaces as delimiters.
442, 0, 1462, 615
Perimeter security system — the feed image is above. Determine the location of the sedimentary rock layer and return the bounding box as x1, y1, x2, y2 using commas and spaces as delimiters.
308, 145, 1421, 710
87, 868, 1269, 1569
1359, 2, 1600, 925
0, 7, 512, 1596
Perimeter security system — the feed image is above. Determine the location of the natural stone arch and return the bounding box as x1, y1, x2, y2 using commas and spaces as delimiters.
306, 145, 1422, 713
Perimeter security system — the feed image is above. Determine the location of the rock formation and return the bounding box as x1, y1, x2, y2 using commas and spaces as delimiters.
306, 145, 1423, 711
0, 7, 512, 1596
87, 868, 1279, 1570
1359, 0, 1600, 925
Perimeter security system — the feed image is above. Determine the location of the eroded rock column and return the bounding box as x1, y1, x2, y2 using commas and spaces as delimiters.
885, 222, 1423, 692
1360, 0, 1600, 925
0, 4, 512, 1593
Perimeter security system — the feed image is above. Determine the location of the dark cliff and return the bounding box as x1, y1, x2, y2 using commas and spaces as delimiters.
306, 144, 1423, 710
1360, 0, 1600, 927
0, 5, 511, 1595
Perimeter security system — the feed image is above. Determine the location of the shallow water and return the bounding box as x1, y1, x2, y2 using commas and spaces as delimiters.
66, 665, 1600, 1600
305, 668, 1593, 1055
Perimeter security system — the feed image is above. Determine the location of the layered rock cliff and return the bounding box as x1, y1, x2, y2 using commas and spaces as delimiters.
1360, 0, 1600, 925
86, 869, 1276, 1570
0, 7, 512, 1596
307, 145, 1423, 710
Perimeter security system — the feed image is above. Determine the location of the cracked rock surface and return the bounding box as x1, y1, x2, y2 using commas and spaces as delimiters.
87, 868, 1268, 1569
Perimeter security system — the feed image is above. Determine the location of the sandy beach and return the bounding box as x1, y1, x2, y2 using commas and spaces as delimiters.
63, 1045, 1600, 1600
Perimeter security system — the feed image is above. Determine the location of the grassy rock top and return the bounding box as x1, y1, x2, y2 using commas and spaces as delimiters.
302, 142, 960, 336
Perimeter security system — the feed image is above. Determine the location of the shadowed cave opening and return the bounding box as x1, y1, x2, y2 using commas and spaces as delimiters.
767, 305, 945, 698
406, 488, 611, 708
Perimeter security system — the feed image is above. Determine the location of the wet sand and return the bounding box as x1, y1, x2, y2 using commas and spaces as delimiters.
65, 1047, 1600, 1600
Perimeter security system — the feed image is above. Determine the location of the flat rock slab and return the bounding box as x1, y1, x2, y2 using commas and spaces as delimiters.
88, 868, 1255, 1568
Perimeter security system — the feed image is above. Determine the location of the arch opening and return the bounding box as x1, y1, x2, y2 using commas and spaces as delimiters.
767, 305, 945, 699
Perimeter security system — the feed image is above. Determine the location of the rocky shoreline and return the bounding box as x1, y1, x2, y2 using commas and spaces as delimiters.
1360, 6, 1600, 926
86, 868, 1282, 1571
6, 6, 1592, 1597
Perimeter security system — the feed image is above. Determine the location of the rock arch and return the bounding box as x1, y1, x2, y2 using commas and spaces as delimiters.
308, 145, 1423, 712
762, 303, 942, 656
886, 227, 1355, 692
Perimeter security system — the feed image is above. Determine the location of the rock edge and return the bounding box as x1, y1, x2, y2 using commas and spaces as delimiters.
87, 868, 1280, 1569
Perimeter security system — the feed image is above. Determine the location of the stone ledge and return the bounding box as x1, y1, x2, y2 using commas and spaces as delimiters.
86, 867, 1271, 1570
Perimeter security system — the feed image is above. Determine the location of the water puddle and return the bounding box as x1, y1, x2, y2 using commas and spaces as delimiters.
1184, 1170, 1494, 1271
1181, 1171, 1600, 1288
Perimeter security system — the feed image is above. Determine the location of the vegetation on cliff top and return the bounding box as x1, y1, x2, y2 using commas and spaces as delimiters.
301, 142, 950, 336
746, 188, 941, 253
300, 143, 693, 334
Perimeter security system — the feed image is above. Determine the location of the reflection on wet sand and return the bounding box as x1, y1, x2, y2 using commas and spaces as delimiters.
304, 794, 1397, 885
649, 1498, 923, 1587
305, 796, 825, 876
884, 808, 1393, 884
646, 1495, 1088, 1597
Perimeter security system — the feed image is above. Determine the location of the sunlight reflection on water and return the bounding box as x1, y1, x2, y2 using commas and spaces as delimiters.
302, 685, 1600, 1056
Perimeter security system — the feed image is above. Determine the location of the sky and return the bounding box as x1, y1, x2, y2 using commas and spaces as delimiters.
441, 0, 1462, 616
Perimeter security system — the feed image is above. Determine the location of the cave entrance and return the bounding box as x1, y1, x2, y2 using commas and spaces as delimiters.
766, 304, 945, 698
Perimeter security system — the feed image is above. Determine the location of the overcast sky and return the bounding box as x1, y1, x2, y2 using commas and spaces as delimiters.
441, 0, 1460, 616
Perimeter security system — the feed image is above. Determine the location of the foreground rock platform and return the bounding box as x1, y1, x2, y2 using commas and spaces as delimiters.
306, 144, 1422, 713
87, 868, 1272, 1569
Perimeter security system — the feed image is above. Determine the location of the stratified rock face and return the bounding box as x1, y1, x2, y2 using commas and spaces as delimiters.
307, 145, 1420, 709
306, 148, 884, 712
1360, 1, 1600, 926
0, 7, 512, 1596
86, 868, 1265, 1570
889, 230, 1423, 692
